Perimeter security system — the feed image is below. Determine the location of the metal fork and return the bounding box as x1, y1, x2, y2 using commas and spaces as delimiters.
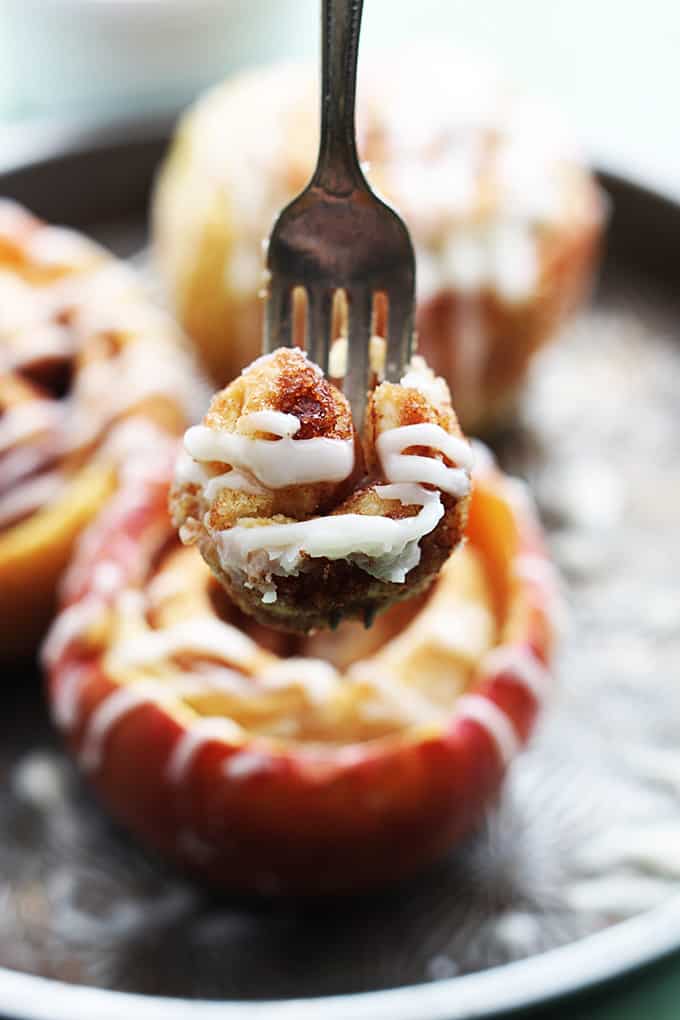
263, 0, 416, 429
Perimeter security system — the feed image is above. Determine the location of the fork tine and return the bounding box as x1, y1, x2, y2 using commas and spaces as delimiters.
306, 287, 334, 375
264, 278, 294, 353
385, 289, 414, 383
344, 285, 372, 429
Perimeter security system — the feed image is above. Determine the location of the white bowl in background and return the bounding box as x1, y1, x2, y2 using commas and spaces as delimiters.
3, 0, 315, 116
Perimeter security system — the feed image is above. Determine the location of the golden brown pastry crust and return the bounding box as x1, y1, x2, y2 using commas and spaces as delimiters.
170, 348, 471, 632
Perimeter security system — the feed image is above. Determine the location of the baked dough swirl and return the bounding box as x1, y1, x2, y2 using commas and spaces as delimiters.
170, 347, 472, 632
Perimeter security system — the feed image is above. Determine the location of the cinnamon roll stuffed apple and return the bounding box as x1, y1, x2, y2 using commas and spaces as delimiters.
45, 420, 558, 893
170, 347, 472, 632
153, 52, 604, 431
0, 201, 203, 659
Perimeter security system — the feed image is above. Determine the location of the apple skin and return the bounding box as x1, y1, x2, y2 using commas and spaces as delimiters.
45, 443, 557, 896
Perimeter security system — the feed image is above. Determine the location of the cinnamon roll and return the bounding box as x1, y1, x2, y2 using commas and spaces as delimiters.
170, 347, 472, 632
0, 201, 204, 659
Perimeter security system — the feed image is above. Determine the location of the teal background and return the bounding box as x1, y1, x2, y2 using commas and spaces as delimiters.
524, 951, 680, 1019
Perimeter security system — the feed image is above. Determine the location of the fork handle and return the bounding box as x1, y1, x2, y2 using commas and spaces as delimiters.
313, 0, 365, 195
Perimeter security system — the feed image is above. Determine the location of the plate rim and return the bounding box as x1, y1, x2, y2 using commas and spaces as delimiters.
2, 896, 680, 1020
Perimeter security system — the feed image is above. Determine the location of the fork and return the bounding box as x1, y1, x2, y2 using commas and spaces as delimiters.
263, 0, 416, 429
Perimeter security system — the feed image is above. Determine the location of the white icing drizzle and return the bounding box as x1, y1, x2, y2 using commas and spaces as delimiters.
0, 444, 54, 493
110, 616, 258, 672
165, 716, 244, 783
204, 469, 267, 500
25, 225, 102, 269
222, 749, 272, 780
376, 423, 473, 498
194, 664, 255, 696
0, 400, 64, 455
15, 322, 75, 365
51, 664, 89, 732
69, 328, 198, 442
455, 693, 520, 766
240, 351, 278, 375
174, 450, 208, 488
213, 483, 444, 594
399, 363, 449, 405
79, 681, 178, 772
146, 568, 192, 607
91, 560, 125, 597
413, 602, 495, 663
239, 410, 300, 437
184, 424, 354, 488
41, 596, 105, 669
483, 645, 552, 704
351, 668, 442, 726
0, 470, 66, 530
259, 658, 340, 704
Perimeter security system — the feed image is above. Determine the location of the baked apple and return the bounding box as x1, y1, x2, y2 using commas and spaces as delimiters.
153, 52, 603, 431
44, 434, 558, 894
0, 200, 204, 659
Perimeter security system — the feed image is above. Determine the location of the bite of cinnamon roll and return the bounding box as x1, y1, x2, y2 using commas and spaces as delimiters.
170, 347, 472, 632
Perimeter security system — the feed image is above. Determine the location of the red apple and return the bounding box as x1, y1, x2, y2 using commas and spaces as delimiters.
44, 439, 558, 895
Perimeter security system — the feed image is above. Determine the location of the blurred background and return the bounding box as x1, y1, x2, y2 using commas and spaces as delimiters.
0, 0, 677, 195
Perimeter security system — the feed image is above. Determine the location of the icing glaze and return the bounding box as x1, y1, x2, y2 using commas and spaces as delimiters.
399, 362, 450, 405
0, 471, 66, 530
184, 424, 355, 489
80, 681, 178, 772
239, 410, 300, 437
483, 645, 552, 704
455, 693, 520, 766
110, 616, 258, 672
376, 423, 473, 498
0, 400, 64, 454
174, 450, 208, 488
166, 716, 245, 783
51, 663, 89, 732
213, 482, 444, 596
41, 596, 105, 668
204, 469, 267, 500
259, 658, 340, 703
91, 560, 125, 597
222, 749, 273, 780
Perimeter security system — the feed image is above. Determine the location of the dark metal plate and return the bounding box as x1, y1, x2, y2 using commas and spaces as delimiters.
1, 125, 680, 1020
